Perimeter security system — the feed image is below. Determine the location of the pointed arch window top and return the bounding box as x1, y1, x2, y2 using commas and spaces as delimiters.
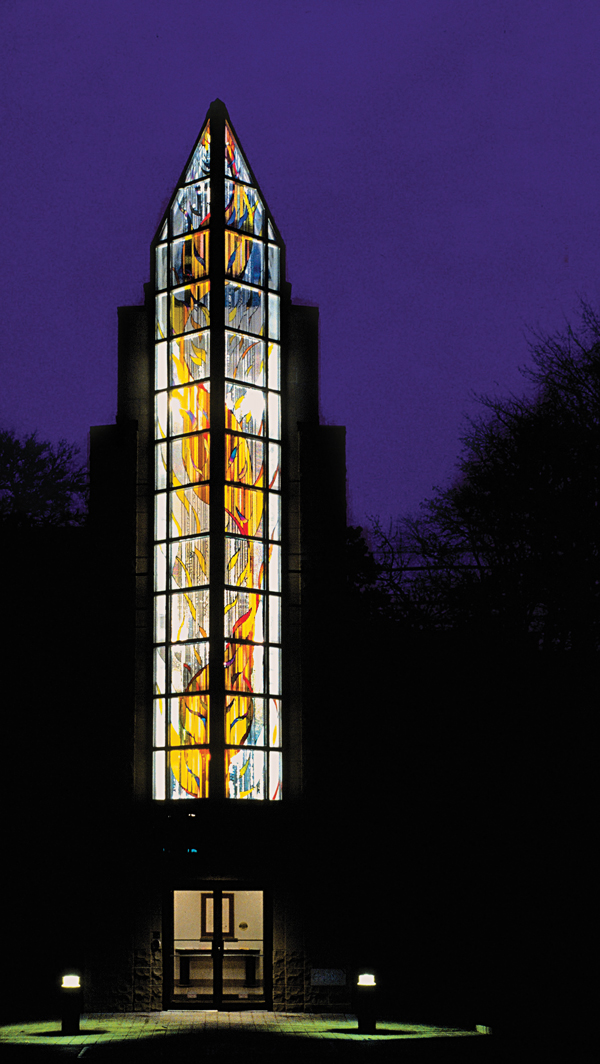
184, 121, 211, 184
225, 122, 252, 184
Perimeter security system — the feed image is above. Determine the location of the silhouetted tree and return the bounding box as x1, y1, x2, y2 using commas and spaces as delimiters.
0, 429, 88, 528
372, 303, 600, 654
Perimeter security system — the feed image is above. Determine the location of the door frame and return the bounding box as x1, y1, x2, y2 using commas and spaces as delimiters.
163, 880, 272, 1010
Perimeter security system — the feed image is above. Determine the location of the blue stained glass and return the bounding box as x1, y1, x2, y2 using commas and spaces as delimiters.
185, 122, 211, 182
172, 181, 210, 236
225, 232, 263, 286
225, 122, 251, 183
225, 181, 264, 236
225, 282, 264, 336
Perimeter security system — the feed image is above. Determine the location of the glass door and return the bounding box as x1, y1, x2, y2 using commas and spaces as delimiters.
172, 888, 264, 1008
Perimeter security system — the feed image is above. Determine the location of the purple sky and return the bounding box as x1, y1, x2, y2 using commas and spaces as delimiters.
1, 0, 599, 529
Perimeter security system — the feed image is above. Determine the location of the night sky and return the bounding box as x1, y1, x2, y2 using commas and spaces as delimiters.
1, 0, 599, 529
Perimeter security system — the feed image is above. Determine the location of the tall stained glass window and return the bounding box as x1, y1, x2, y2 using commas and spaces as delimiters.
152, 103, 283, 801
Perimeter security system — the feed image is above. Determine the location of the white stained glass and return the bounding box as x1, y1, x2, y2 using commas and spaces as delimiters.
170, 486, 210, 538
225, 282, 264, 337
268, 544, 281, 593
268, 219, 275, 240
268, 392, 281, 440
155, 341, 168, 390
154, 647, 167, 696
171, 588, 209, 642
226, 382, 265, 436
224, 589, 265, 643
269, 698, 281, 747
269, 647, 282, 696
155, 294, 167, 340
155, 391, 168, 440
155, 544, 167, 592
154, 698, 166, 747
171, 537, 209, 589
156, 442, 167, 490
269, 752, 282, 800
269, 596, 281, 644
268, 294, 280, 340
159, 218, 168, 241
156, 243, 168, 290
155, 492, 167, 541
171, 641, 209, 693
268, 245, 280, 290
269, 493, 281, 542
225, 537, 265, 590
225, 331, 265, 387
155, 594, 167, 643
228, 748, 265, 801
153, 751, 166, 800
268, 443, 281, 490
170, 332, 210, 385
267, 343, 280, 391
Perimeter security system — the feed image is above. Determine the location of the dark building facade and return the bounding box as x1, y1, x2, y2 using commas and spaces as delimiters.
84, 99, 348, 1013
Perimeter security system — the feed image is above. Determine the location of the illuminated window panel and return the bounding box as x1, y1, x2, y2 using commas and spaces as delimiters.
225, 641, 264, 694
170, 694, 209, 745
156, 244, 168, 289
267, 342, 280, 391
269, 647, 282, 696
270, 699, 281, 747
268, 294, 280, 340
225, 282, 264, 336
225, 433, 264, 487
225, 180, 264, 236
268, 443, 281, 490
225, 122, 251, 184
225, 232, 263, 286
224, 589, 265, 643
269, 752, 282, 800
172, 181, 210, 236
170, 641, 209, 694
155, 594, 166, 642
155, 392, 168, 440
185, 122, 211, 182
226, 382, 265, 436
267, 245, 279, 290
169, 382, 210, 435
155, 492, 167, 540
170, 485, 210, 538
268, 544, 281, 593
154, 646, 167, 696
268, 493, 281, 542
268, 392, 281, 439
155, 341, 168, 389
156, 441, 167, 490
225, 485, 264, 538
156, 294, 167, 340
225, 537, 265, 590
171, 588, 210, 642
171, 283, 210, 335
170, 331, 210, 385
225, 331, 265, 386
268, 595, 281, 644
153, 751, 166, 800
171, 433, 210, 486
171, 538, 209, 589
155, 543, 167, 592
154, 696, 166, 747
226, 747, 265, 800
169, 747, 210, 799
171, 232, 209, 285
225, 695, 266, 747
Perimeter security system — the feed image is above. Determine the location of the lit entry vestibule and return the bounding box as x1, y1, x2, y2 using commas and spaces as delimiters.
171, 889, 265, 1007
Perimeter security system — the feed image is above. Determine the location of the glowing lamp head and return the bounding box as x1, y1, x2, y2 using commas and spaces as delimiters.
357, 973, 376, 986
61, 975, 80, 989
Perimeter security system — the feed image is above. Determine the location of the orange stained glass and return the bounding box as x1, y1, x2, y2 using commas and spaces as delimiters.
224, 485, 264, 538
171, 231, 209, 283
225, 694, 265, 746
169, 747, 210, 798
224, 641, 264, 694
170, 483, 210, 538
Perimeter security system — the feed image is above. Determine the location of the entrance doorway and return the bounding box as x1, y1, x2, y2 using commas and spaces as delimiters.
170, 888, 265, 1008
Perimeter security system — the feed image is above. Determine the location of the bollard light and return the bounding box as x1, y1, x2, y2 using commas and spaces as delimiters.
355, 971, 377, 1034
61, 972, 82, 1035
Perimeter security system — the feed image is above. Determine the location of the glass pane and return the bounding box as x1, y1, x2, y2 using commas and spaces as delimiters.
171, 331, 210, 384
171, 433, 210, 485
156, 441, 167, 489
268, 293, 280, 340
172, 181, 210, 235
155, 341, 168, 390
174, 891, 213, 996
159, 218, 168, 241
226, 382, 265, 436
224, 589, 264, 643
170, 694, 209, 745
184, 121, 211, 182
171, 588, 209, 642
268, 244, 280, 290
171, 233, 209, 285
225, 537, 265, 591
155, 594, 166, 643
268, 392, 281, 440
225, 232, 263, 285
171, 537, 209, 589
225, 641, 264, 694
267, 343, 280, 391
155, 491, 167, 540
225, 331, 265, 386
268, 443, 280, 490
171, 485, 210, 538
226, 747, 265, 800
225, 433, 264, 487
170, 748, 210, 799
269, 647, 281, 695
269, 698, 281, 747
155, 543, 167, 592
171, 282, 210, 335
155, 293, 167, 340
268, 544, 281, 593
225, 122, 251, 183
153, 697, 166, 747
268, 219, 275, 240
171, 641, 209, 693
225, 180, 264, 235
225, 485, 264, 538
154, 646, 167, 696
155, 391, 168, 440
268, 493, 281, 542
269, 595, 281, 644
156, 244, 168, 290
170, 382, 210, 435
225, 282, 264, 336
269, 752, 282, 800
225, 695, 266, 746
153, 751, 166, 800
